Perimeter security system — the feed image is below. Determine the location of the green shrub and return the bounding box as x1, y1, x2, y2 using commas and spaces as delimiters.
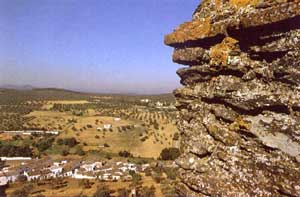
57, 137, 78, 147
10, 184, 32, 197
159, 148, 180, 160
35, 137, 55, 152
61, 149, 69, 156
164, 167, 178, 180
75, 146, 85, 156
0, 144, 33, 157
93, 185, 111, 197
117, 188, 130, 197
172, 132, 179, 141
118, 150, 133, 158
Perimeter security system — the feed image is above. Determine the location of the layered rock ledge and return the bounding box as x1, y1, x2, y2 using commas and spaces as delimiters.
165, 0, 300, 196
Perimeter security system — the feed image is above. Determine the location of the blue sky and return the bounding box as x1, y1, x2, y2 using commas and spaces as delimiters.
0, 0, 199, 94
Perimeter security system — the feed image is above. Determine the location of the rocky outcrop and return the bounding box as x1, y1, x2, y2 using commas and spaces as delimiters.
165, 0, 300, 196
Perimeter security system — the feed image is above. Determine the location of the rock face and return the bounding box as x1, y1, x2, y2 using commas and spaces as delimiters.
165, 0, 300, 196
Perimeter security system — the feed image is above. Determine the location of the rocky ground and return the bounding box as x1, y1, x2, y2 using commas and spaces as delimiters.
165, 0, 300, 196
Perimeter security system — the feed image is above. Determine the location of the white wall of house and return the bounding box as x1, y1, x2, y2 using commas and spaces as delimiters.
119, 166, 127, 172
0, 176, 8, 186
101, 173, 111, 181
156, 102, 163, 107
63, 171, 73, 177
0, 157, 32, 161
81, 164, 95, 172
115, 171, 123, 176
45, 131, 59, 135
103, 124, 112, 129
27, 175, 40, 181
73, 173, 96, 179
50, 167, 63, 175
140, 99, 150, 103
112, 175, 120, 180
7, 175, 17, 182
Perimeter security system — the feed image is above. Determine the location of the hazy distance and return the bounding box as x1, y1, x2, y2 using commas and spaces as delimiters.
0, 0, 199, 94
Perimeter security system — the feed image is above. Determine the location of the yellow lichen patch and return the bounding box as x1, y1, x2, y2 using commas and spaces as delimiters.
209, 37, 239, 66
229, 0, 260, 8
229, 117, 250, 131
207, 124, 238, 146
237, 117, 250, 130
164, 17, 211, 45
215, 0, 223, 9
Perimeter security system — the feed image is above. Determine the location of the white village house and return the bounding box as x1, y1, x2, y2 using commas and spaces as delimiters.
156, 101, 164, 107
0, 159, 147, 185
23, 170, 41, 181
114, 117, 121, 121
0, 173, 7, 186
2, 130, 59, 136
103, 124, 112, 129
0, 157, 32, 161
73, 169, 96, 179
0, 170, 19, 186
140, 99, 150, 103
49, 166, 63, 177
81, 163, 96, 172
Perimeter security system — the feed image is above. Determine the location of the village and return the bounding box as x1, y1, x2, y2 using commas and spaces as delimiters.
0, 158, 151, 186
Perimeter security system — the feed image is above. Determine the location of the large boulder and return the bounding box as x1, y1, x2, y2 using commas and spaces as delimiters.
165, 0, 300, 196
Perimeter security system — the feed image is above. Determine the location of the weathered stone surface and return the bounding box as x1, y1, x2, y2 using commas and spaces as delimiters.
165, 0, 300, 196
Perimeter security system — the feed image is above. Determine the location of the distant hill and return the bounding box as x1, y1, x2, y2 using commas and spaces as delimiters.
0, 84, 35, 90
0, 85, 173, 97
0, 86, 175, 103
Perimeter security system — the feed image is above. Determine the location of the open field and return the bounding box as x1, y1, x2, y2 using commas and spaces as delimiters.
0, 89, 178, 156
6, 175, 164, 197
22, 109, 177, 158
24, 110, 75, 131
0, 88, 179, 196
41, 100, 90, 110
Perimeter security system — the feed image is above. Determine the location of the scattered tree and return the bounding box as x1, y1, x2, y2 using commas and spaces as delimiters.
118, 151, 133, 158
159, 148, 180, 161
93, 185, 111, 197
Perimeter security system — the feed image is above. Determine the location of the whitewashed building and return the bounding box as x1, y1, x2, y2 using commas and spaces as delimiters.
140, 99, 150, 103
81, 163, 96, 172
0, 157, 32, 161
103, 124, 112, 129
73, 169, 96, 179
23, 171, 40, 181
114, 118, 121, 121
49, 166, 63, 177
156, 101, 164, 107
97, 127, 102, 131
0, 173, 8, 186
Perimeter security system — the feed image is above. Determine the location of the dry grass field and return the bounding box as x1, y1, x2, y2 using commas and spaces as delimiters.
41, 100, 90, 110
0, 133, 13, 140
0, 89, 179, 196
23, 108, 177, 158
24, 110, 75, 131
6, 175, 163, 197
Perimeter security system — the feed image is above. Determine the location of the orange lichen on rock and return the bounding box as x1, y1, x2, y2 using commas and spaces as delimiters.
237, 117, 250, 130
209, 37, 239, 66
164, 17, 211, 46
229, 0, 260, 7
166, 2, 300, 47
229, 117, 250, 131
215, 0, 223, 9
165, 0, 300, 196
